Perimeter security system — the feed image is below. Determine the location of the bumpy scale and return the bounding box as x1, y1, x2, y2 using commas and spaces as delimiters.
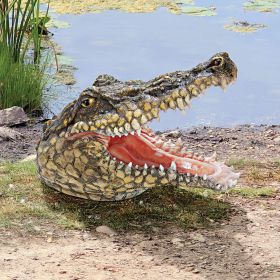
37, 52, 240, 201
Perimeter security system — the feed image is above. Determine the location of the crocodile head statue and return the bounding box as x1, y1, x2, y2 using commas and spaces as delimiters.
37, 52, 240, 201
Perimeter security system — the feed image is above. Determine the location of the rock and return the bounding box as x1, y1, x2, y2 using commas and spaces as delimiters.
20, 154, 36, 162
96, 225, 117, 237
0, 127, 23, 141
0, 106, 29, 126
189, 232, 206, 243
273, 136, 280, 143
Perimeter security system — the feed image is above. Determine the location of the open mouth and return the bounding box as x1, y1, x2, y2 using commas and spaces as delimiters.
65, 60, 240, 191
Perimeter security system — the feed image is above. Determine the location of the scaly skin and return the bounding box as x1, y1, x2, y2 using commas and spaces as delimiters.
37, 52, 240, 201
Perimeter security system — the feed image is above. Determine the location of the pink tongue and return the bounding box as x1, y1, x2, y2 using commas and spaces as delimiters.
107, 133, 215, 176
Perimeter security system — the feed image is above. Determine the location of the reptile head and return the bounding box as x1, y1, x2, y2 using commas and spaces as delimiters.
37, 52, 240, 201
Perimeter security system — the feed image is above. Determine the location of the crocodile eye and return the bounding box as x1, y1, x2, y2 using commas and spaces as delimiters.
211, 57, 224, 67
81, 98, 95, 108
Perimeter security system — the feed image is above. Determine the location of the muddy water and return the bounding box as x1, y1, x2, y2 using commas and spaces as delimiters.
47, 0, 280, 130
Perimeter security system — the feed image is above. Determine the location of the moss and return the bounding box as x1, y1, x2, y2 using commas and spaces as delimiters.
228, 186, 276, 198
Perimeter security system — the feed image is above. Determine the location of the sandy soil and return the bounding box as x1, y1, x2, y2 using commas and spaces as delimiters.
0, 123, 280, 279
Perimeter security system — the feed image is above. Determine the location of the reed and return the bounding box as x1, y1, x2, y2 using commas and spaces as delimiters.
0, 0, 49, 64
0, 43, 45, 112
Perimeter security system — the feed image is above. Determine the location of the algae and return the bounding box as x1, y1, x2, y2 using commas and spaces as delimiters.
46, 19, 71, 29
224, 20, 266, 33
181, 6, 217, 16
39, 0, 216, 15
244, 0, 280, 12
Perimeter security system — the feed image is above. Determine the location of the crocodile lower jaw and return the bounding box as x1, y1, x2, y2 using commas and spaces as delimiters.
67, 128, 240, 190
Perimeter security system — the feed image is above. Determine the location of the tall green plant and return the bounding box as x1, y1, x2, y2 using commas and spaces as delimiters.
0, 43, 45, 111
0, 0, 49, 64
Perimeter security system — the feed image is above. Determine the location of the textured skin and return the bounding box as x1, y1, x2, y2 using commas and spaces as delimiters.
36, 52, 240, 201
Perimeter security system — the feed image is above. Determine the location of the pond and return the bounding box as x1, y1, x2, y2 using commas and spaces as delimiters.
46, 0, 280, 131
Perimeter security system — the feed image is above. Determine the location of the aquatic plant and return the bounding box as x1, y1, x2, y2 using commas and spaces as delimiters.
0, 0, 49, 64
0, 43, 46, 112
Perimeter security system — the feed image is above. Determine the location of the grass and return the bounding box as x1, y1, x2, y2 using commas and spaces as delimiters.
0, 160, 232, 233
1, 158, 278, 234
226, 157, 280, 184
226, 158, 265, 169
0, 43, 46, 112
229, 186, 276, 198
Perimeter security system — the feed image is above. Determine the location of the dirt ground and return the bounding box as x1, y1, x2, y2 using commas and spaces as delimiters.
0, 123, 280, 280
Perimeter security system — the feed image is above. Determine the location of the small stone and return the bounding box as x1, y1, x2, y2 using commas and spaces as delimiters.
0, 106, 29, 126
273, 136, 280, 143
21, 154, 36, 162
189, 232, 206, 243
171, 237, 183, 244
47, 237, 53, 243
0, 127, 23, 141
96, 225, 117, 237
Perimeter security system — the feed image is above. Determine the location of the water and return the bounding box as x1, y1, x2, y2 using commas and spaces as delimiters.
47, 0, 280, 130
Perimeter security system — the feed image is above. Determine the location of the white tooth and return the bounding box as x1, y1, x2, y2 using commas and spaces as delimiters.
203, 174, 207, 180
179, 176, 184, 182
131, 131, 135, 135
124, 123, 131, 132
71, 127, 78, 133
162, 142, 168, 149
168, 173, 177, 180
228, 179, 234, 187
125, 162, 132, 174
185, 177, 190, 183
113, 157, 116, 161
170, 161, 177, 171
106, 127, 113, 135
119, 127, 124, 133
136, 129, 141, 136
135, 165, 139, 169
216, 184, 222, 190
144, 163, 148, 169
176, 138, 182, 145
187, 173, 190, 177
177, 98, 185, 110
183, 162, 192, 170
156, 140, 163, 145
124, 132, 128, 136
194, 174, 198, 178
114, 127, 119, 135
131, 119, 141, 130
221, 78, 227, 90
159, 164, 164, 172
184, 95, 190, 105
